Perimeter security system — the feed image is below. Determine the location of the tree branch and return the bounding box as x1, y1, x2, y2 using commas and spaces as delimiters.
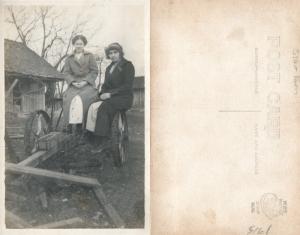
7, 7, 27, 45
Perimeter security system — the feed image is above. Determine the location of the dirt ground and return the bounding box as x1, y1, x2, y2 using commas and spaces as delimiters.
5, 109, 145, 228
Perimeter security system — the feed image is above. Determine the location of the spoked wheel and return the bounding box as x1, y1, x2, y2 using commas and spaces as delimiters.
24, 110, 52, 155
111, 111, 129, 167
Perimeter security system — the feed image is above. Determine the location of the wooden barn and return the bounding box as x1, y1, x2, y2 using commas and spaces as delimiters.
132, 76, 145, 109
5, 39, 65, 116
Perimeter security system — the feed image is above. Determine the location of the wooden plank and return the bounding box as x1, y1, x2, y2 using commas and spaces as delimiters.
17, 151, 47, 167
8, 134, 24, 139
6, 163, 101, 187
35, 217, 84, 228
6, 210, 32, 228
6, 126, 22, 129
13, 134, 78, 186
93, 186, 125, 228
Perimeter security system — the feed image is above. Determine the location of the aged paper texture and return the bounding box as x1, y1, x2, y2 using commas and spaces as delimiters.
151, 0, 300, 234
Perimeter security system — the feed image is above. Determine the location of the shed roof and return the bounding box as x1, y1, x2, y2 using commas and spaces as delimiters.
5, 39, 65, 80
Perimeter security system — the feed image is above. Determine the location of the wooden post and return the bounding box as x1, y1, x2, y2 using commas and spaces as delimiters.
93, 186, 125, 228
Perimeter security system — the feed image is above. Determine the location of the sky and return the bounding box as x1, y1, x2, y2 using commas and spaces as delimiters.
4, 2, 145, 76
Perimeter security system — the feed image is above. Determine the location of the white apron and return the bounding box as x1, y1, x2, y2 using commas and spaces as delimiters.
69, 95, 83, 124
86, 101, 103, 132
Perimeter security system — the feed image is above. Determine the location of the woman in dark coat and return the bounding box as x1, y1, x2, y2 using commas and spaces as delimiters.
89, 42, 135, 152
62, 35, 99, 133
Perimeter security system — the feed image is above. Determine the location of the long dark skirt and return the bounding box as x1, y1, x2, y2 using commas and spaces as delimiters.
93, 95, 133, 137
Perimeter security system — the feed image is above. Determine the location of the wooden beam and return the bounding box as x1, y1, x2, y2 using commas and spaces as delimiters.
35, 217, 84, 228
93, 186, 125, 228
6, 79, 19, 98
6, 71, 64, 81
6, 126, 22, 129
6, 163, 101, 187
17, 151, 48, 167
8, 134, 24, 139
6, 210, 32, 228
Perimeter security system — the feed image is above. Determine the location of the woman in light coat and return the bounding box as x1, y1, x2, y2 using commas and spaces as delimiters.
62, 35, 99, 133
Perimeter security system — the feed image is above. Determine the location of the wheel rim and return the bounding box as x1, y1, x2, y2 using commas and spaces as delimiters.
118, 113, 128, 164
28, 112, 50, 154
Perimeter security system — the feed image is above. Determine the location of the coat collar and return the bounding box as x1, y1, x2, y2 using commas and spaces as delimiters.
69, 50, 91, 66
70, 50, 90, 57
106, 58, 127, 75
118, 58, 128, 67
108, 58, 128, 69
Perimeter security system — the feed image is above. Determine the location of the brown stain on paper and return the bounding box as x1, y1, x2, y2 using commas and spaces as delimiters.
226, 27, 245, 41
203, 209, 216, 224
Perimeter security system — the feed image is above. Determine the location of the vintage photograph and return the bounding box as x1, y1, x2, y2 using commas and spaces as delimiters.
3, 1, 146, 229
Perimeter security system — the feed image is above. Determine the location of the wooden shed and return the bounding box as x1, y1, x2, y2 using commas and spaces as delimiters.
5, 39, 65, 116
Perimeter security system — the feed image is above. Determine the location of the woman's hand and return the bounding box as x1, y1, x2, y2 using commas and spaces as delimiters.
100, 93, 111, 100
72, 81, 80, 88
72, 81, 87, 88
77, 81, 88, 88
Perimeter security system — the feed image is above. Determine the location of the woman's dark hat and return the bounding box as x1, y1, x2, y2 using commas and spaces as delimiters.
105, 42, 124, 58
72, 35, 88, 45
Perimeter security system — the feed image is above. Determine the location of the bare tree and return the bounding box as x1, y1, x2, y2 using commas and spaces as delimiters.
5, 6, 93, 69
6, 6, 103, 107
39, 7, 64, 59
53, 20, 89, 69
6, 6, 40, 46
